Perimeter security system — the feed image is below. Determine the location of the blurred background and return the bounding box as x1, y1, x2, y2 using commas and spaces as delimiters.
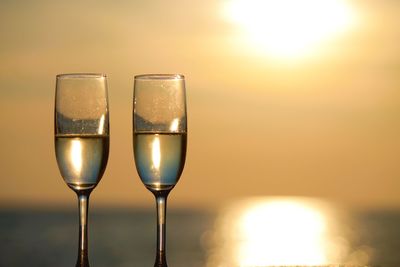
0, 0, 399, 266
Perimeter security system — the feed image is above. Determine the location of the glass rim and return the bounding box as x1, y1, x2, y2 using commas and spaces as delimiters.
134, 74, 184, 80
56, 73, 107, 79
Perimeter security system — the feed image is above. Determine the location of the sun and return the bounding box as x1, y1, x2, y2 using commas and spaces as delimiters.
224, 0, 357, 60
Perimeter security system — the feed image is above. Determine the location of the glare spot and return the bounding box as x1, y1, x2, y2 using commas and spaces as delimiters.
70, 139, 83, 175
151, 136, 161, 171
170, 118, 180, 132
98, 114, 106, 134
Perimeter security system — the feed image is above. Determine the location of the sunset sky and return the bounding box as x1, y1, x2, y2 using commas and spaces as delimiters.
1, 0, 399, 209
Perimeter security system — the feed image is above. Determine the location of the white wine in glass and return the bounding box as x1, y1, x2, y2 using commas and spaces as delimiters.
55, 135, 109, 191
55, 73, 110, 267
134, 132, 186, 191
133, 74, 187, 267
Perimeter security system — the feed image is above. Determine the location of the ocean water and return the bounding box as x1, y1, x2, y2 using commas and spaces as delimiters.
1, 199, 400, 267
0, 207, 213, 267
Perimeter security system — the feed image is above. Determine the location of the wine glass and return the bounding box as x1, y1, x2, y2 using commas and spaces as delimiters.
54, 73, 110, 267
133, 74, 187, 267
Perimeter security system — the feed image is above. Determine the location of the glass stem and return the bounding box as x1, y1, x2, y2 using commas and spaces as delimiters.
76, 191, 90, 267
154, 191, 169, 267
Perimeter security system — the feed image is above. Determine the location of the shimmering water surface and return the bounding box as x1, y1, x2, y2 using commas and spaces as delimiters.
1, 197, 399, 267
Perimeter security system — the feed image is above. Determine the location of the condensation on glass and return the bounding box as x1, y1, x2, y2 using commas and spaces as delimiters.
133, 74, 187, 133
55, 74, 109, 135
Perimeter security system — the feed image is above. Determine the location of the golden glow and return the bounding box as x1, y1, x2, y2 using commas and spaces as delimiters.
151, 135, 161, 171
70, 139, 83, 175
237, 200, 327, 266
224, 0, 357, 59
205, 198, 368, 267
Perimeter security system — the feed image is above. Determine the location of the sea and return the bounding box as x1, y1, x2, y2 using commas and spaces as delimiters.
1, 198, 400, 267
0, 207, 212, 267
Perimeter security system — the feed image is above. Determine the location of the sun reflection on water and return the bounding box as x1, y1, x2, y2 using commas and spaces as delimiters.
237, 200, 327, 266
205, 197, 371, 267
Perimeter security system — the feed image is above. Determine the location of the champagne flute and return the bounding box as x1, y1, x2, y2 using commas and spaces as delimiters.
133, 74, 187, 267
55, 74, 110, 267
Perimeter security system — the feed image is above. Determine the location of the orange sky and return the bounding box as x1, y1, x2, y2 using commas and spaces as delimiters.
0, 0, 399, 209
